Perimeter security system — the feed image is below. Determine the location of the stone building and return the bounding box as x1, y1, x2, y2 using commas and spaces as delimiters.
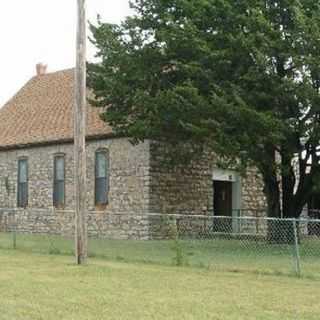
0, 65, 266, 239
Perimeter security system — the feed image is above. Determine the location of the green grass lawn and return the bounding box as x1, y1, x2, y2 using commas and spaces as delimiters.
0, 232, 319, 278
0, 249, 319, 320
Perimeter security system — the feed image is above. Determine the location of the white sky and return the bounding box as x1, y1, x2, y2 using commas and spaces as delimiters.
0, 0, 132, 107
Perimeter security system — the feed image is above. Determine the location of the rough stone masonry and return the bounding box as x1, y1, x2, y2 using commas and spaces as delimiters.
0, 137, 267, 239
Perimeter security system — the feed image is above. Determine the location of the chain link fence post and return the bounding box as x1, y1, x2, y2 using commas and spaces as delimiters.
292, 220, 301, 277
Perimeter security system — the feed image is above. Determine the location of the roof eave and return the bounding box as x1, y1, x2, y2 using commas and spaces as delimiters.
0, 133, 117, 152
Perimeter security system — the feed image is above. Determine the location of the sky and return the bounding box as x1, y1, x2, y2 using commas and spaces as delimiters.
0, 0, 132, 107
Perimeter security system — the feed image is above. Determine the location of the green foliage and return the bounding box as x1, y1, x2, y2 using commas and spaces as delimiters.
88, 0, 320, 217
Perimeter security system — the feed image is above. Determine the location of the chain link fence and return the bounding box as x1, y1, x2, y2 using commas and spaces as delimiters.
0, 210, 319, 278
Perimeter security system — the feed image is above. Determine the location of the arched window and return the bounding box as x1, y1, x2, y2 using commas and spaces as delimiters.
95, 149, 109, 205
53, 154, 65, 208
17, 158, 28, 208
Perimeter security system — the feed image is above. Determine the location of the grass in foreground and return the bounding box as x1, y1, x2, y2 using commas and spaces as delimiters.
0, 250, 320, 320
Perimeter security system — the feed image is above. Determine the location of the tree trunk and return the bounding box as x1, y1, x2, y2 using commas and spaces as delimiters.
264, 175, 303, 244
261, 147, 307, 244
263, 174, 283, 243
268, 219, 298, 244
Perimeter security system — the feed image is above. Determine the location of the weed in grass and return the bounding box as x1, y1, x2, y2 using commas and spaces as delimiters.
88, 252, 97, 258
197, 261, 210, 270
48, 246, 61, 255
116, 255, 126, 262
171, 238, 189, 266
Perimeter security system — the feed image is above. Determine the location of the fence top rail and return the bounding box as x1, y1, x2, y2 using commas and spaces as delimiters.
148, 213, 320, 223
1, 209, 320, 223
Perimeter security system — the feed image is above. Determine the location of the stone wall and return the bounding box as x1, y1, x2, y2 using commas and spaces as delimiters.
0, 138, 268, 239
149, 142, 213, 215
0, 138, 152, 238
149, 141, 267, 216
0, 138, 150, 212
241, 168, 267, 216
0, 209, 152, 240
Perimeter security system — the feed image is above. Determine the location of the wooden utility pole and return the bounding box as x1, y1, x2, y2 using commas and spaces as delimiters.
74, 0, 88, 264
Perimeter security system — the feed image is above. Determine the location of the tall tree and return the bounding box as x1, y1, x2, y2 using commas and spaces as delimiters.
88, 0, 320, 219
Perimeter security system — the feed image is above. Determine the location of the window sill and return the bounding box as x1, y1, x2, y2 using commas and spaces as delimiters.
94, 204, 108, 212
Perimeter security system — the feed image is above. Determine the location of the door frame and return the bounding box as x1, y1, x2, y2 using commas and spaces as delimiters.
212, 168, 242, 232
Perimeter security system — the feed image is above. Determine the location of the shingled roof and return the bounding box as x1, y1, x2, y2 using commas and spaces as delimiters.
0, 69, 112, 150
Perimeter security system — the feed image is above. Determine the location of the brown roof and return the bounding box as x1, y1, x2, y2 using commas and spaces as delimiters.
0, 69, 112, 150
